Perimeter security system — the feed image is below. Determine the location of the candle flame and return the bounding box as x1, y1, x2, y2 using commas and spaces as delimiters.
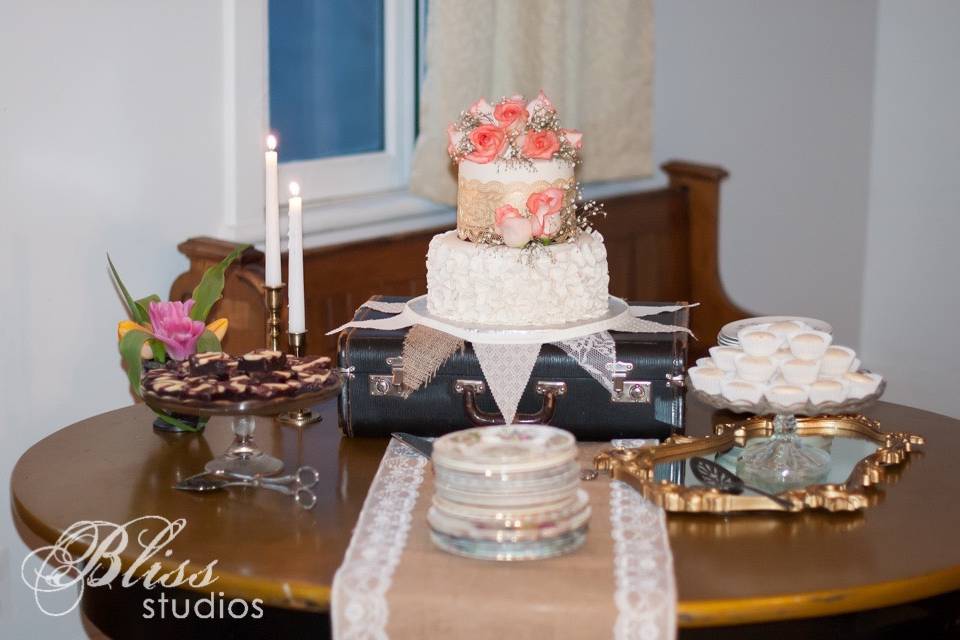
266, 134, 278, 151
289, 181, 301, 197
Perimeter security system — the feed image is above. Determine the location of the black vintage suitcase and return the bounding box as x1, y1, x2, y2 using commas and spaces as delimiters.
337, 296, 688, 441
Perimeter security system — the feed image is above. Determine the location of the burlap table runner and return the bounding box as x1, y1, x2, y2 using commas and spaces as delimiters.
332, 440, 676, 639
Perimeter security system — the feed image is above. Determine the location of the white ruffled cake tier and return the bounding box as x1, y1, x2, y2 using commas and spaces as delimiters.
426, 230, 610, 326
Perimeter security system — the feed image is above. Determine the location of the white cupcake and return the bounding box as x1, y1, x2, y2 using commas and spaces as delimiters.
688, 366, 726, 395
781, 358, 821, 385
844, 372, 882, 398
696, 357, 717, 369
770, 348, 794, 368
737, 329, 782, 357
788, 331, 833, 360
765, 384, 809, 407
820, 346, 856, 377
709, 346, 741, 372
734, 354, 776, 383
721, 380, 763, 404
809, 379, 847, 405
767, 320, 808, 340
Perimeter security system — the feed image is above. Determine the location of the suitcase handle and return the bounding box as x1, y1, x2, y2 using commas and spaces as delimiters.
454, 380, 567, 426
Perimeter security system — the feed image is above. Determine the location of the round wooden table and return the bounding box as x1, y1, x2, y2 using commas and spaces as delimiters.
12, 400, 960, 638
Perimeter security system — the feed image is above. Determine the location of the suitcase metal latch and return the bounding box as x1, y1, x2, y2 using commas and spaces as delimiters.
368, 356, 405, 397
606, 361, 651, 404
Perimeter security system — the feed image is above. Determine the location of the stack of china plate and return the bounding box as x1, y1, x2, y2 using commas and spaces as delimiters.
429, 425, 589, 561
718, 316, 832, 347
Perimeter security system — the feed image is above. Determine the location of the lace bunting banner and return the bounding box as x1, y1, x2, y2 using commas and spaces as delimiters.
473, 342, 542, 425
330, 298, 693, 422
554, 331, 618, 392
401, 325, 465, 396
361, 299, 408, 315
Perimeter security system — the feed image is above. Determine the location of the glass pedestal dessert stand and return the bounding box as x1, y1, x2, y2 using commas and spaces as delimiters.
143, 381, 341, 476
689, 379, 886, 491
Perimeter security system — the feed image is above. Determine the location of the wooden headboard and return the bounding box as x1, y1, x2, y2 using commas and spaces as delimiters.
170, 160, 750, 362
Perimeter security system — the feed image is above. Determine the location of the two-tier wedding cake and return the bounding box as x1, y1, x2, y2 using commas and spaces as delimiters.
425, 92, 610, 326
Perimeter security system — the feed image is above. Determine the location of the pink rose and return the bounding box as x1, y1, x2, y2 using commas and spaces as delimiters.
494, 204, 533, 248
494, 98, 527, 131
562, 129, 582, 149
469, 98, 494, 118
521, 130, 560, 160
466, 125, 506, 164
495, 204, 522, 227
525, 90, 555, 117
526, 188, 565, 217
499, 217, 534, 248
526, 187, 566, 239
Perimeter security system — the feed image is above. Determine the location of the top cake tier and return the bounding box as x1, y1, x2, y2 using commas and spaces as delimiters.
446, 92, 583, 248
457, 159, 576, 243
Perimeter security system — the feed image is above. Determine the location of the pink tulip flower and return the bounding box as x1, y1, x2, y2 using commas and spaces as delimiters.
147, 300, 206, 360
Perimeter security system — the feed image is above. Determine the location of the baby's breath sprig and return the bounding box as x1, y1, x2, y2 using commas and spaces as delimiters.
555, 135, 580, 165
528, 105, 562, 133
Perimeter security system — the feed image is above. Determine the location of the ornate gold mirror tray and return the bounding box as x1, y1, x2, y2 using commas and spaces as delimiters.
594, 415, 924, 514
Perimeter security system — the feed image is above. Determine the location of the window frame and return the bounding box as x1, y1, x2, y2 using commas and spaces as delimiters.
220, 0, 431, 245
275, 0, 416, 201
218, 0, 648, 247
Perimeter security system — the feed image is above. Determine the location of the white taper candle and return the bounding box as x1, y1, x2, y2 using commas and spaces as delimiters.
286, 181, 306, 334
264, 134, 281, 287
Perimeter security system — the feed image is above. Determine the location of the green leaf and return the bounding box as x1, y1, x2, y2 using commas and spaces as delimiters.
135, 294, 161, 320
108, 254, 149, 324
153, 412, 205, 433
119, 328, 152, 396
189, 244, 250, 322
195, 329, 221, 353
148, 339, 167, 363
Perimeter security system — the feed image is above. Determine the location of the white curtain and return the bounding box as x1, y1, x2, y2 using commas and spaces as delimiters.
410, 0, 654, 205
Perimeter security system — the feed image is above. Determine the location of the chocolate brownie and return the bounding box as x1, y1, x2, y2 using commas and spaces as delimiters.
238, 349, 286, 373
142, 350, 337, 404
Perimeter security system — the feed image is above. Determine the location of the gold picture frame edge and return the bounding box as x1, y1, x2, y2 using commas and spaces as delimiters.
593, 414, 925, 514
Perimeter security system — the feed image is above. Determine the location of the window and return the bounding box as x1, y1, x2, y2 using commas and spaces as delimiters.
267, 0, 417, 201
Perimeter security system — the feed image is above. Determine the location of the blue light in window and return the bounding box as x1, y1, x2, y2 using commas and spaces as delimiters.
268, 0, 385, 162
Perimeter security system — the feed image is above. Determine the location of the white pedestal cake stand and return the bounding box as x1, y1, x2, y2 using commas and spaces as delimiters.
403, 295, 635, 344
689, 379, 886, 489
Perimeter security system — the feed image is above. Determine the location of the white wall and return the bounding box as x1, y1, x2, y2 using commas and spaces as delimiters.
651, 0, 878, 346
0, 2, 225, 635
860, 0, 960, 418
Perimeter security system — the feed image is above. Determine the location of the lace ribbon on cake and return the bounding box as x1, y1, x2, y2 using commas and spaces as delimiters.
331, 439, 428, 640
554, 331, 617, 392
610, 480, 677, 640
457, 177, 575, 243
473, 342, 542, 424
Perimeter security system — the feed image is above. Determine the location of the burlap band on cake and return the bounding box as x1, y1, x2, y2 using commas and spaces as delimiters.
456, 177, 576, 242
331, 441, 677, 640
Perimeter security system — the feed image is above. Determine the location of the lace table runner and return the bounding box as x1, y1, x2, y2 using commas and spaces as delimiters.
331, 441, 676, 640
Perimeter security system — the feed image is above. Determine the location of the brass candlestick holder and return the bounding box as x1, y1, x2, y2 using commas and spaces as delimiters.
264, 285, 284, 351
277, 331, 322, 427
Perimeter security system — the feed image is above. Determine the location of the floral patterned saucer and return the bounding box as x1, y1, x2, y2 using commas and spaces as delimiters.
431, 425, 577, 474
